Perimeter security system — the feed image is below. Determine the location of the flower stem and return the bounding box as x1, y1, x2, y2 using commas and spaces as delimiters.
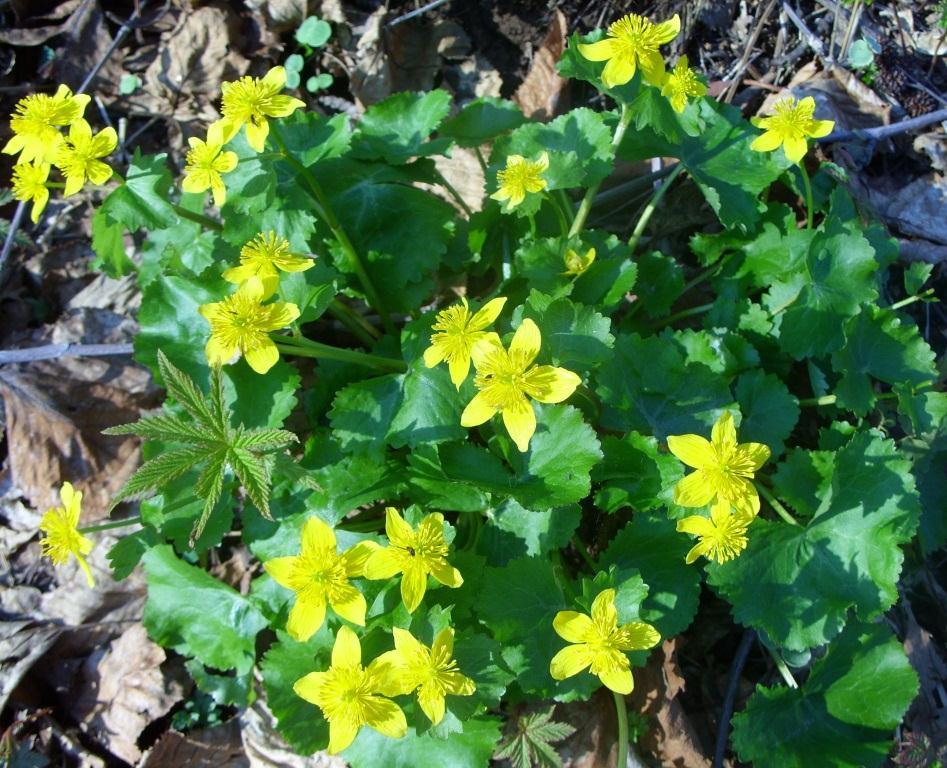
799, 163, 814, 230
649, 302, 714, 330
329, 298, 381, 346
798, 394, 837, 407
79, 515, 142, 534
545, 191, 570, 238
433, 169, 473, 218
628, 163, 685, 254
275, 335, 406, 372
171, 203, 223, 231
474, 146, 489, 175
614, 690, 630, 768
569, 103, 634, 238
269, 124, 395, 335
890, 289, 935, 311
572, 535, 597, 572
756, 483, 799, 526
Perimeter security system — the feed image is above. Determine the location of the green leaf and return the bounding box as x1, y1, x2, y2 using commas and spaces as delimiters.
735, 370, 799, 456
708, 430, 920, 651
569, 230, 638, 310
493, 107, 615, 190
832, 306, 937, 415
100, 151, 177, 230
903, 262, 933, 295
185, 659, 252, 707
306, 452, 405, 526
732, 621, 919, 768
496, 706, 576, 768
142, 545, 267, 673
351, 90, 453, 164
276, 111, 353, 167
90, 205, 135, 277
106, 527, 157, 580
260, 628, 333, 754
140, 473, 235, 554
480, 499, 581, 564
592, 432, 683, 514
440, 97, 526, 147
295, 15, 331, 47
771, 447, 835, 519
595, 332, 733, 440
407, 444, 492, 512
618, 99, 790, 229
904, 429, 947, 554
598, 516, 701, 639
387, 361, 466, 448
632, 250, 684, 318
344, 716, 502, 768
328, 374, 403, 454
520, 292, 614, 373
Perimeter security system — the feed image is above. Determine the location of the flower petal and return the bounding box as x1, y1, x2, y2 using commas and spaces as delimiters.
617, 621, 661, 651
502, 397, 537, 453
423, 342, 446, 368
590, 589, 618, 629
550, 644, 593, 680
362, 696, 408, 739
525, 365, 581, 403
342, 540, 380, 577
384, 507, 414, 547
730, 442, 771, 474
469, 296, 507, 331
673, 470, 716, 507
447, 353, 471, 388
301, 516, 336, 555
287, 593, 326, 641
597, 660, 634, 694
332, 625, 362, 667
601, 54, 636, 88
401, 562, 428, 612
392, 626, 425, 659
428, 558, 463, 589
577, 38, 617, 62
418, 682, 446, 724
750, 130, 783, 153
654, 13, 681, 43
783, 135, 808, 164
553, 610, 594, 643
711, 411, 737, 452
432, 627, 455, 659
676, 514, 715, 536
685, 540, 709, 564
510, 318, 541, 365
263, 555, 298, 589
666, 434, 715, 469
808, 119, 835, 138
292, 671, 326, 705
461, 391, 499, 427
327, 718, 359, 755
330, 583, 367, 626
364, 546, 403, 580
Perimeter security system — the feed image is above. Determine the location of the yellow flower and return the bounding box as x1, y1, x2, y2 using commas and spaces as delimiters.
223, 231, 315, 299
362, 507, 462, 613
578, 14, 681, 88
423, 296, 507, 388
562, 246, 596, 276
294, 626, 407, 754
39, 482, 94, 587
214, 66, 306, 152
660, 56, 707, 113
667, 411, 771, 514
198, 276, 300, 374
374, 627, 476, 725
550, 588, 660, 694
11, 162, 51, 223
461, 318, 581, 452
677, 499, 750, 565
263, 517, 375, 642
749, 96, 835, 164
182, 122, 238, 207
54, 118, 117, 196
490, 152, 549, 210
2, 84, 90, 163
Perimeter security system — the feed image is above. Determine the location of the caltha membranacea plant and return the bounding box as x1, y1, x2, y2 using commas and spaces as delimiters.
294, 626, 407, 754
461, 318, 581, 452
491, 153, 549, 210
749, 95, 835, 164
423, 296, 507, 388
38, 482, 95, 587
578, 13, 681, 88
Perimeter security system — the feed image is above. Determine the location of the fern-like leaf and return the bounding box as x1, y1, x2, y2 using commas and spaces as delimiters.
156, 350, 219, 432
229, 447, 272, 519
110, 446, 209, 506
104, 412, 216, 444
496, 707, 576, 768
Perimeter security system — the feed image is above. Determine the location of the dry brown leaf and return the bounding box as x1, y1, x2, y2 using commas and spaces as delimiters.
67, 624, 187, 764
349, 7, 391, 108
51, 2, 125, 93
0, 620, 62, 713
0, 0, 84, 46
902, 602, 947, 745
140, 719, 250, 768
871, 176, 947, 246
244, 0, 308, 34
514, 10, 568, 120
241, 697, 347, 768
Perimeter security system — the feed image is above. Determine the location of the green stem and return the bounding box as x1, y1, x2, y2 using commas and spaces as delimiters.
890, 289, 935, 311
329, 299, 381, 346
474, 146, 489, 175
275, 335, 406, 372
545, 192, 570, 238
613, 690, 630, 768
799, 163, 814, 230
650, 302, 714, 329
799, 394, 837, 407
679, 253, 734, 299
556, 189, 575, 225
572, 535, 597, 572
172, 203, 223, 231
771, 651, 799, 688
269, 124, 395, 335
569, 104, 634, 238
756, 483, 799, 526
79, 515, 142, 534
627, 163, 685, 254
433, 169, 473, 218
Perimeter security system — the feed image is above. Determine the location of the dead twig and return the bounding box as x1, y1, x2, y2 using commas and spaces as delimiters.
722, 0, 780, 103
782, 2, 826, 59
822, 106, 947, 142
0, 343, 134, 366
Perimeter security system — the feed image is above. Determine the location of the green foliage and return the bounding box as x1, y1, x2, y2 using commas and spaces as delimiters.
495, 706, 576, 768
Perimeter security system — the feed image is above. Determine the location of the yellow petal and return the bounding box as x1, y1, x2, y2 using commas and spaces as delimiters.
401, 563, 428, 612
597, 661, 634, 694
245, 119, 269, 153
327, 718, 359, 755
525, 365, 581, 404
384, 507, 414, 547
423, 342, 446, 368
432, 627, 455, 659
210, 177, 227, 208
392, 626, 425, 658
677, 514, 715, 536
617, 621, 661, 651
685, 540, 709, 564
550, 644, 593, 680
292, 670, 326, 704
502, 397, 537, 453
287, 593, 326, 641
362, 696, 408, 739
577, 38, 617, 62
750, 130, 783, 153
808, 119, 835, 138
205, 334, 237, 366
76, 553, 96, 588
673, 470, 716, 507
263, 555, 298, 589
364, 546, 403, 580
783, 135, 808, 164
217, 150, 239, 173
342, 540, 380, 577
301, 516, 336, 554
666, 434, 715, 469
654, 14, 681, 43
469, 296, 507, 331
711, 411, 737, 451
330, 583, 367, 626
262, 65, 287, 91
509, 318, 541, 365
418, 682, 446, 724
332, 625, 362, 667
601, 55, 636, 88
428, 558, 463, 588
469, 333, 503, 369
731, 442, 771, 474
369, 650, 409, 696
266, 94, 307, 118
447, 353, 471, 389
461, 391, 499, 427
590, 589, 618, 629
553, 610, 594, 643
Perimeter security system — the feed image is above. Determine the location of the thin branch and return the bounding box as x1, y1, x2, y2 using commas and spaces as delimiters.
387, 0, 450, 27
781, 2, 826, 59
821, 107, 947, 143
722, 0, 779, 103
714, 630, 756, 768
0, 343, 134, 366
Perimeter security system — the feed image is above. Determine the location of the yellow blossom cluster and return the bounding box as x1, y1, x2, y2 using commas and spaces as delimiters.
265, 508, 474, 754
3, 85, 117, 222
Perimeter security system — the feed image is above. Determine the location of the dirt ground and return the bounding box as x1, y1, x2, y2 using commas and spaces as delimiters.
1, 0, 945, 766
